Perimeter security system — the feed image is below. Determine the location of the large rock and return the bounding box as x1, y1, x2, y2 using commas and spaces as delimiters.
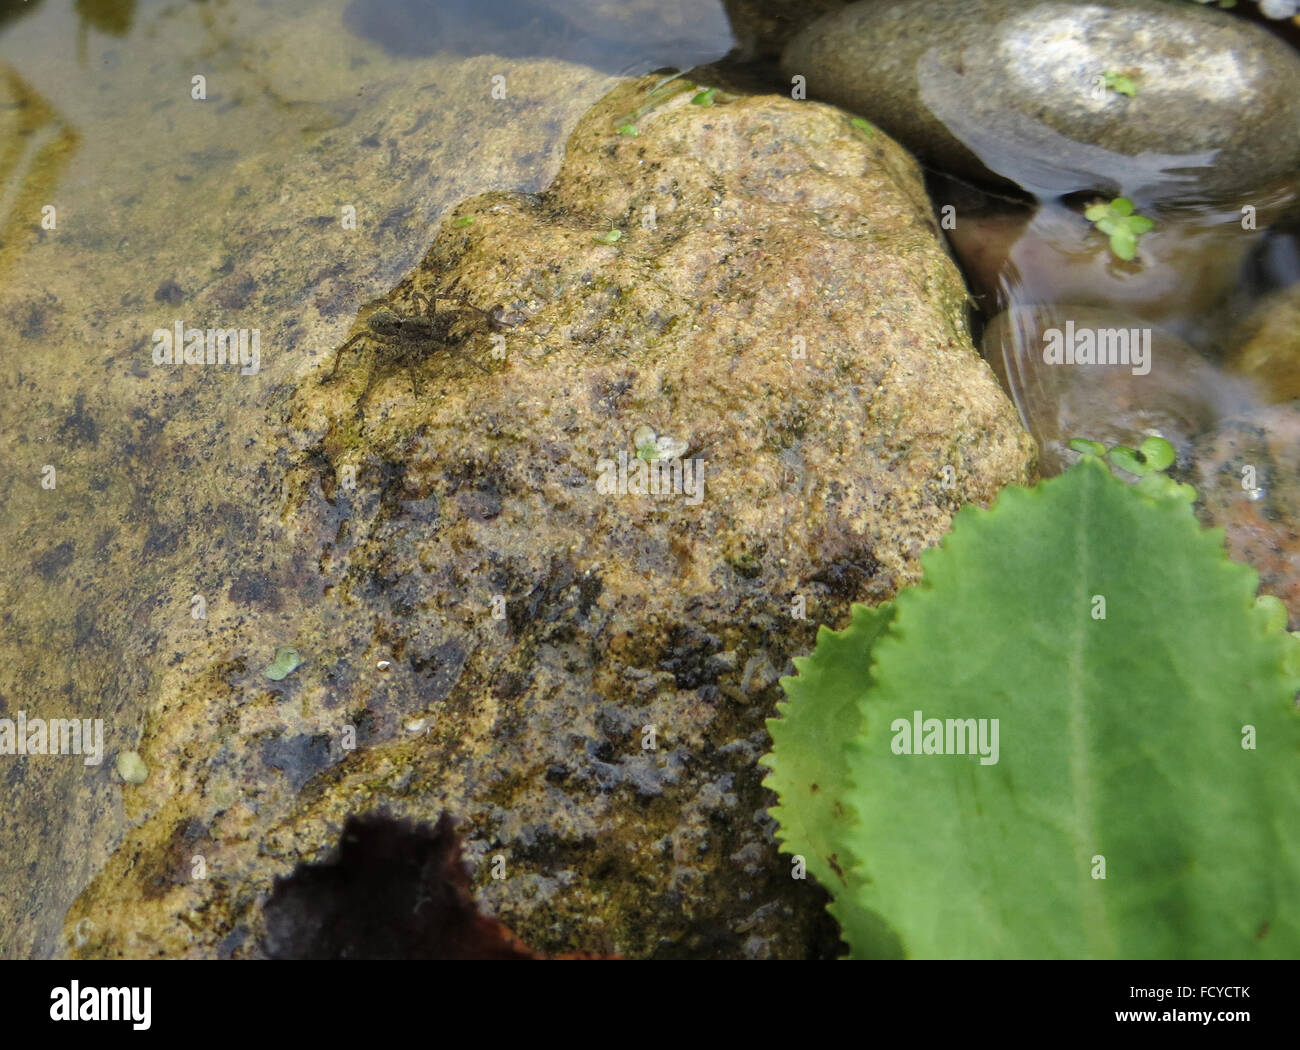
782, 0, 1300, 201
64, 76, 1033, 959
0, 0, 624, 961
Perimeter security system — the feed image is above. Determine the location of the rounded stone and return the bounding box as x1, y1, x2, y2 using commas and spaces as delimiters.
1190, 401, 1300, 629
782, 0, 1300, 201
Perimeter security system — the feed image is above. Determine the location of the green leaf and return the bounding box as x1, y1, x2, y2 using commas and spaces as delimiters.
850, 116, 877, 138
1107, 444, 1150, 475
762, 603, 903, 958
1110, 230, 1137, 260
1136, 435, 1175, 471
769, 456, 1300, 958
1068, 438, 1107, 458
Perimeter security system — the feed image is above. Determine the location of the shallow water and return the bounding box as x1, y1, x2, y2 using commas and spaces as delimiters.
945, 178, 1299, 471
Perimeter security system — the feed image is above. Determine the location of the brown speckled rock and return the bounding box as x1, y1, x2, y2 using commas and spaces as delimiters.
1189, 401, 1300, 630
64, 75, 1033, 959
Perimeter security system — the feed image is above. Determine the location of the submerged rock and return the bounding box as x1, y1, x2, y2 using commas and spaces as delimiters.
1228, 284, 1300, 403
64, 75, 1033, 959
782, 0, 1300, 201
945, 195, 1259, 340
983, 304, 1253, 474
342, 0, 732, 73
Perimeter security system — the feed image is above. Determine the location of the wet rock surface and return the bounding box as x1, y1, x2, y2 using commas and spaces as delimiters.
63, 75, 1034, 959
0, 0, 626, 960
1228, 283, 1300, 403
782, 0, 1300, 201
1189, 400, 1300, 629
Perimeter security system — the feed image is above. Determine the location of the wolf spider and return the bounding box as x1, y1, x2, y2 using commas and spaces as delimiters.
323, 285, 518, 406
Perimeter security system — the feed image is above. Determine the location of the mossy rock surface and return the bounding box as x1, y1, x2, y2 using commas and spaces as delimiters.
65, 76, 1033, 959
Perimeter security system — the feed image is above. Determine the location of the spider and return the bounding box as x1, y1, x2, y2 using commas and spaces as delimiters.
322, 284, 519, 406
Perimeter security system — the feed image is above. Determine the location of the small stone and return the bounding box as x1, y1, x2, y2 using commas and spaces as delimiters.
1190, 402, 1300, 628
116, 751, 148, 785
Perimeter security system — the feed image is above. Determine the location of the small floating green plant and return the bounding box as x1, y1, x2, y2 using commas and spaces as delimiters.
612, 74, 735, 135
633, 425, 687, 462
1084, 196, 1155, 261
264, 646, 303, 681
849, 116, 877, 139
764, 439, 1300, 959
116, 750, 148, 785
593, 229, 622, 245
1068, 435, 1192, 500
1100, 70, 1138, 97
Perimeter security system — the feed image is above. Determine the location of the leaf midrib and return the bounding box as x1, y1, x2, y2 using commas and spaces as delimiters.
1068, 470, 1116, 958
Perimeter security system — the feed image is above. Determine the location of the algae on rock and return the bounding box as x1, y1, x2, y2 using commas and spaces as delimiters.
65, 75, 1034, 959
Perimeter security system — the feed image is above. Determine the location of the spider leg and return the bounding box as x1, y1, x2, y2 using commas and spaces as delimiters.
452, 346, 492, 374
325, 330, 372, 382
409, 365, 426, 398
357, 361, 386, 410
